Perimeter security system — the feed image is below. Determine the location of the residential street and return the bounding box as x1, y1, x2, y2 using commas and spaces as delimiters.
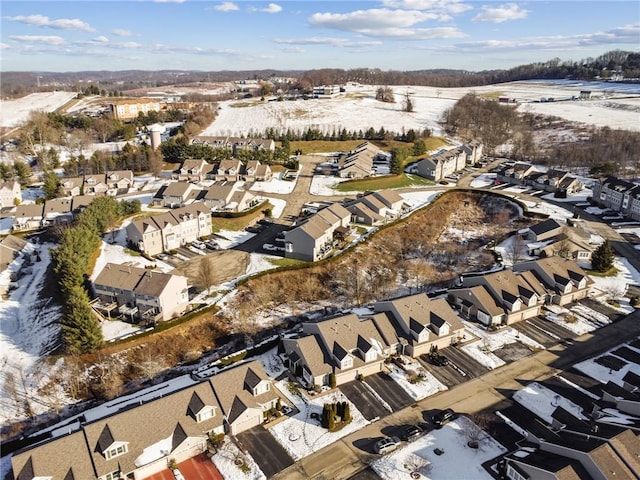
272, 308, 640, 480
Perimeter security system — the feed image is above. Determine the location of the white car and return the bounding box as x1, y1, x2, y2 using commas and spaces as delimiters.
191, 240, 206, 250
263, 243, 278, 251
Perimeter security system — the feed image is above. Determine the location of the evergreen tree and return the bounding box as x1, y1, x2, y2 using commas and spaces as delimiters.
61, 285, 103, 354
592, 239, 614, 272
43, 171, 61, 200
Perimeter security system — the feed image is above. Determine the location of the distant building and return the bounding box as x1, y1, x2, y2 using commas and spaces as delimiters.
0, 181, 21, 208
109, 98, 162, 121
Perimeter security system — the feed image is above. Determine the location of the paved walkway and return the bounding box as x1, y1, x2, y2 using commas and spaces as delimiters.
273, 309, 640, 480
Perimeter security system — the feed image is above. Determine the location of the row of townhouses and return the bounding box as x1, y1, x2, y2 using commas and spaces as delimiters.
10, 255, 595, 479
92, 263, 190, 323
172, 158, 273, 183
59, 171, 134, 197
126, 202, 213, 256
12, 195, 97, 231
414, 141, 483, 182
191, 136, 276, 154
592, 176, 640, 221
152, 182, 259, 212
284, 256, 591, 389
495, 163, 583, 195
336, 142, 388, 179
449, 257, 592, 328
11, 360, 279, 480
284, 190, 408, 262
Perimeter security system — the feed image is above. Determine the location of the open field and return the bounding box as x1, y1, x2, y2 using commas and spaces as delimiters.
202, 82, 640, 137
0, 91, 77, 128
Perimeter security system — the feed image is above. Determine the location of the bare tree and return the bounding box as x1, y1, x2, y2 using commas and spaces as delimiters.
403, 453, 431, 476
463, 412, 492, 446
506, 234, 526, 265
197, 258, 215, 295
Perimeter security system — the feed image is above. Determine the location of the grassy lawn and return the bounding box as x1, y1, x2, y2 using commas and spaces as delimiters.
586, 267, 619, 277
333, 173, 435, 192
211, 201, 272, 231
267, 257, 308, 268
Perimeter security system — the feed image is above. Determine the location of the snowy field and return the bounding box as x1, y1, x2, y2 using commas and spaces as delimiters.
212, 438, 266, 480
202, 82, 640, 138
0, 91, 77, 128
270, 381, 370, 461
371, 415, 507, 480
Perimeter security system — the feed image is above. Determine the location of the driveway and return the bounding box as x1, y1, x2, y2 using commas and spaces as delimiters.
511, 318, 567, 347
236, 426, 294, 478
440, 346, 491, 378
340, 380, 390, 421
364, 372, 414, 412
419, 355, 468, 388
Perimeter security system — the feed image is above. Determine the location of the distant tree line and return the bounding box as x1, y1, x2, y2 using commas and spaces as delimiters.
50, 196, 141, 354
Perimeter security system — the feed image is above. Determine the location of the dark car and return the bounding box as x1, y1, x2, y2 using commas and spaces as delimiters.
428, 353, 449, 367
401, 424, 424, 442
432, 408, 455, 427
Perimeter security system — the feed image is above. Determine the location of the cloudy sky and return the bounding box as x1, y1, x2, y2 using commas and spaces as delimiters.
1, 1, 638, 72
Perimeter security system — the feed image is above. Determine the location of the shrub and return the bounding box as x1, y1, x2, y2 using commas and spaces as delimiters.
564, 314, 577, 324
329, 373, 337, 389
631, 296, 640, 308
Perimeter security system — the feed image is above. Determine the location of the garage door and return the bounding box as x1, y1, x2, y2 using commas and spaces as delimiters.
231, 412, 262, 435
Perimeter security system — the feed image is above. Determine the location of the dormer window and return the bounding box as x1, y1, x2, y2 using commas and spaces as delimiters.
252, 382, 271, 396
105, 442, 128, 460
341, 355, 353, 369
197, 406, 216, 423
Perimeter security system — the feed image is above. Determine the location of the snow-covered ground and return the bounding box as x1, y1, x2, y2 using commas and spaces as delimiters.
202, 83, 640, 138
270, 381, 370, 461
0, 92, 78, 128
212, 438, 266, 480
513, 382, 587, 423
371, 415, 507, 480
386, 360, 447, 401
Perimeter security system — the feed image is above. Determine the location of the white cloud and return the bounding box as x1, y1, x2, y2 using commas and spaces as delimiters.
153, 0, 186, 3
472, 3, 528, 23
381, 0, 473, 14
262, 3, 283, 14
281, 46, 305, 53
0, 43, 8, 49
456, 24, 640, 51
9, 35, 66, 45
4, 14, 95, 32
111, 28, 134, 37
273, 36, 382, 47
213, 2, 239, 12
309, 8, 446, 31
93, 36, 109, 43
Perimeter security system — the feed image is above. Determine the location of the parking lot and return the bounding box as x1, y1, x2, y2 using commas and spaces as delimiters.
236, 425, 294, 478
340, 380, 390, 421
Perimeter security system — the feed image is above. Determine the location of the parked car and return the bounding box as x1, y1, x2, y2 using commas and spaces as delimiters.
205, 240, 220, 250
401, 424, 424, 442
428, 353, 449, 367
191, 240, 206, 250
263, 243, 278, 251
432, 408, 455, 427
374, 436, 401, 454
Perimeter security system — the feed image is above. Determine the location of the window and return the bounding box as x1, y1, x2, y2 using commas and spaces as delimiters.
105, 443, 128, 460
197, 407, 215, 423
506, 464, 528, 480
103, 470, 121, 480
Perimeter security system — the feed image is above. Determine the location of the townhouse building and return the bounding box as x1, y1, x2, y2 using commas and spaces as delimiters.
283, 312, 398, 388
461, 140, 483, 165
173, 159, 210, 183
126, 202, 212, 256
592, 176, 640, 221
345, 189, 408, 225
192, 136, 275, 154
11, 360, 282, 480
337, 142, 381, 179
93, 262, 189, 323
12, 204, 44, 231
284, 203, 351, 262
374, 293, 466, 357
415, 147, 466, 181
